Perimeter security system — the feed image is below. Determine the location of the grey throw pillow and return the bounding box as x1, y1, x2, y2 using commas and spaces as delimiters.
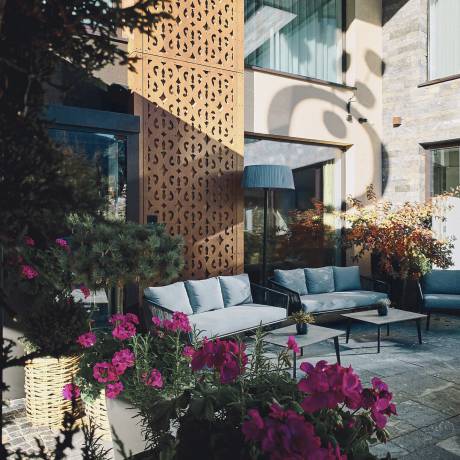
185, 278, 225, 314
273, 269, 308, 295
305, 267, 335, 294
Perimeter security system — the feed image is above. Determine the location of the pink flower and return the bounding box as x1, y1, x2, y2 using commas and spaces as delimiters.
93, 362, 119, 383
182, 345, 194, 358
158, 312, 192, 333
142, 369, 163, 388
124, 313, 139, 325
191, 338, 247, 384
21, 265, 38, 279
112, 348, 135, 375
112, 321, 137, 341
80, 285, 91, 299
62, 383, 80, 400
152, 316, 162, 327
287, 336, 300, 354
24, 236, 35, 246
242, 403, 337, 460
76, 332, 97, 348
105, 382, 124, 399
55, 238, 68, 248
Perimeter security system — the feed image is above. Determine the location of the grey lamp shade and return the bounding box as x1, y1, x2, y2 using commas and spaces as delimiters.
242, 164, 295, 190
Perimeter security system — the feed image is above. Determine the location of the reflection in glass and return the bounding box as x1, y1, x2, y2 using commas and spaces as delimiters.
244, 0, 343, 83
49, 128, 128, 221
431, 146, 460, 268
244, 137, 342, 281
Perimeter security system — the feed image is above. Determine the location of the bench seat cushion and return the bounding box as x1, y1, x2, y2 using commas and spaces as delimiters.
300, 291, 388, 314
424, 294, 460, 310
189, 304, 286, 338
144, 282, 193, 315
422, 270, 460, 295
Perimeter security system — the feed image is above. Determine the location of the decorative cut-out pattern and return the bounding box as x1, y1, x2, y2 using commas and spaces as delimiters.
129, 0, 244, 279
141, 0, 242, 72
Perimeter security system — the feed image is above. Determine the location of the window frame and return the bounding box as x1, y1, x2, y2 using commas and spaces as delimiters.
46, 104, 141, 222
244, 0, 347, 87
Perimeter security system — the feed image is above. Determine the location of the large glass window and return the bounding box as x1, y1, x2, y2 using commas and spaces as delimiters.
244, 136, 342, 281
429, 0, 460, 80
49, 129, 128, 221
244, 0, 343, 83
431, 146, 460, 268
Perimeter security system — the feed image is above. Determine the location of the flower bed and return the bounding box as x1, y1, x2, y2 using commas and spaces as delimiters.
73, 313, 396, 459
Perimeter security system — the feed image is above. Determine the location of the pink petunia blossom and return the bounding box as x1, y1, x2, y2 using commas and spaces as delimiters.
142, 369, 164, 388
24, 236, 35, 246
21, 265, 38, 279
80, 285, 91, 299
287, 336, 300, 354
152, 316, 162, 327
105, 381, 124, 399
93, 362, 119, 383
76, 331, 97, 348
112, 348, 135, 375
182, 345, 195, 358
62, 383, 80, 400
55, 238, 68, 248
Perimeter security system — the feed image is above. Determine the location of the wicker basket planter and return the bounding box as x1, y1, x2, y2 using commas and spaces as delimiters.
84, 392, 111, 440
25, 354, 81, 428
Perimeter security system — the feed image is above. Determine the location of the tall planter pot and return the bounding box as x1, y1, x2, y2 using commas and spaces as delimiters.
106, 397, 146, 459
25, 355, 82, 428
84, 392, 112, 441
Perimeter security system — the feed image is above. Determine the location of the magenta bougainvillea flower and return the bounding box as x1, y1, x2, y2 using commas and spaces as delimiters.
62, 383, 81, 400
142, 369, 164, 388
287, 336, 300, 353
21, 265, 38, 279
24, 236, 35, 246
93, 362, 119, 383
76, 331, 97, 348
112, 348, 135, 375
191, 338, 248, 384
242, 403, 345, 460
106, 381, 124, 399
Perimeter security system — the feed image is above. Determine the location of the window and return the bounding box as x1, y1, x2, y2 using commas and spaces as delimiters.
429, 0, 460, 80
244, 136, 343, 281
244, 0, 343, 83
431, 146, 460, 268
49, 129, 128, 221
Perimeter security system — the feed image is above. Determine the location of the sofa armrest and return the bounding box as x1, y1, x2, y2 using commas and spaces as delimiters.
416, 280, 425, 308
360, 276, 389, 294
268, 279, 301, 314
143, 297, 174, 329
251, 283, 289, 313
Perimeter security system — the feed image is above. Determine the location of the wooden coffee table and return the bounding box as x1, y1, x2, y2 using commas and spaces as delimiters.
341, 308, 427, 353
262, 324, 344, 378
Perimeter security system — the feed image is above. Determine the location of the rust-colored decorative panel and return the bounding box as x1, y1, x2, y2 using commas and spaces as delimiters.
129, 0, 244, 279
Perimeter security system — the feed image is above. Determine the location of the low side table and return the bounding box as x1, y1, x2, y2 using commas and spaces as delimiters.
341, 309, 427, 353
262, 324, 345, 378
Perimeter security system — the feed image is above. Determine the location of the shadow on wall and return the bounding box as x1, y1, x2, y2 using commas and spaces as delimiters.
138, 98, 244, 280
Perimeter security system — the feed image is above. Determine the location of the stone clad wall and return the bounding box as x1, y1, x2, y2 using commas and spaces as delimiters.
382, 0, 460, 202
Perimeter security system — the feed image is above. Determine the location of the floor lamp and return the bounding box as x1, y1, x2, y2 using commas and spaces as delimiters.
242, 164, 295, 285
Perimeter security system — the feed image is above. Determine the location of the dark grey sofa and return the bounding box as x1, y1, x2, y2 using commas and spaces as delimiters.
418, 269, 460, 330
143, 274, 288, 338
269, 266, 389, 315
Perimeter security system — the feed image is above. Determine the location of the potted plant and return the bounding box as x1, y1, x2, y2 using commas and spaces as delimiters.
68, 214, 184, 314
341, 184, 457, 306
291, 310, 315, 335
377, 298, 392, 316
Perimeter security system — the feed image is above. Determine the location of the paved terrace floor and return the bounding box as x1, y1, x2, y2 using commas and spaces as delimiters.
2, 313, 460, 459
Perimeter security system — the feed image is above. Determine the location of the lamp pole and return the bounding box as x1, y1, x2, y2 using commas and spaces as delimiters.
262, 188, 269, 285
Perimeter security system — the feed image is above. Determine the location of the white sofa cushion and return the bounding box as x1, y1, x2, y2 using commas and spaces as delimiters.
300, 291, 388, 314
189, 304, 286, 338
218, 274, 253, 307
144, 282, 193, 315
185, 277, 225, 313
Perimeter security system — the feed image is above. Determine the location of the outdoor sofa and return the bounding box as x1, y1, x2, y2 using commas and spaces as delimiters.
143, 274, 288, 338
269, 266, 389, 315
418, 269, 460, 330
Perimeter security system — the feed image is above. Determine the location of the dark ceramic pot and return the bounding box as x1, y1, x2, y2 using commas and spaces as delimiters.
377, 304, 388, 316
296, 323, 308, 335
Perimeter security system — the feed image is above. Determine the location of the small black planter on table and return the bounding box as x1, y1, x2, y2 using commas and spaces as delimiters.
342, 308, 427, 353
